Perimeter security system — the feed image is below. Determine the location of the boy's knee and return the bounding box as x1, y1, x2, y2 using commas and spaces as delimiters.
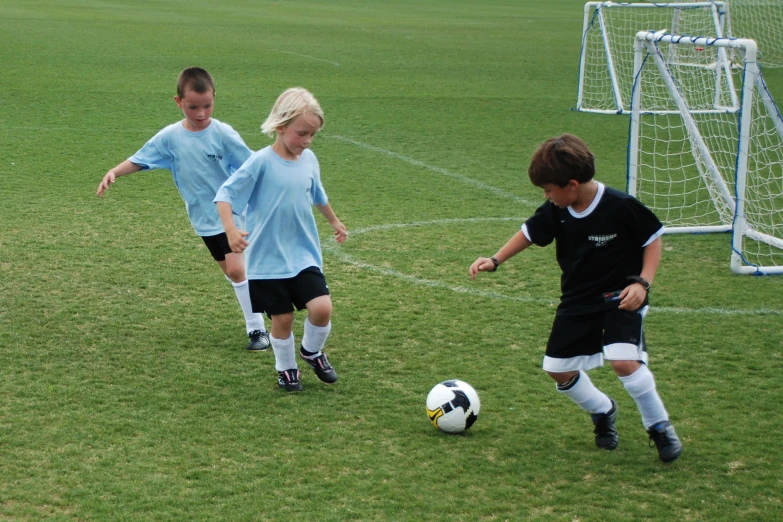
306, 296, 332, 324
609, 359, 642, 377
226, 271, 245, 284
224, 267, 245, 283
547, 370, 579, 387
222, 254, 246, 282
270, 313, 295, 334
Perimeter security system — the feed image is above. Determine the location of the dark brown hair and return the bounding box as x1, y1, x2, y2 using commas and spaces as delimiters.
528, 134, 595, 188
176, 67, 215, 98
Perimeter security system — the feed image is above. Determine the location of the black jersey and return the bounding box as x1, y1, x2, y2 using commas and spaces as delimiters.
523, 183, 663, 314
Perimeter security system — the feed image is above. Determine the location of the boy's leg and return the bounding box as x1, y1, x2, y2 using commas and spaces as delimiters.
204, 233, 267, 350
605, 308, 682, 462
612, 362, 682, 462
300, 296, 337, 384
223, 253, 267, 332
552, 370, 617, 450
228, 276, 269, 350
552, 370, 613, 415
289, 268, 338, 384
612, 361, 667, 428
246, 275, 303, 391
544, 314, 616, 449
269, 313, 302, 392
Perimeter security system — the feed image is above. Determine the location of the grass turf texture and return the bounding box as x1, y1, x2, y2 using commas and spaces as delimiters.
1, 0, 783, 520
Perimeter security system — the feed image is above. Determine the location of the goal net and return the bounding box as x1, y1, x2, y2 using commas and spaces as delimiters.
727, 0, 783, 68
628, 32, 783, 274
577, 2, 728, 114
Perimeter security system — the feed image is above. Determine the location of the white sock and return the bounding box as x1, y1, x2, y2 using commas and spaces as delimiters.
557, 370, 613, 415
271, 333, 297, 372
619, 364, 668, 429
301, 318, 331, 356
229, 278, 266, 334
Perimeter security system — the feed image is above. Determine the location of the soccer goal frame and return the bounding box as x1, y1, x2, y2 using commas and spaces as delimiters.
628, 32, 783, 275
576, 2, 730, 114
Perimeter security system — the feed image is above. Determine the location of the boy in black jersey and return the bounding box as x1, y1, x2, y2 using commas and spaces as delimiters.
469, 134, 682, 463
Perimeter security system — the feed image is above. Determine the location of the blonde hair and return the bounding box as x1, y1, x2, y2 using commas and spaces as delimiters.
261, 87, 324, 138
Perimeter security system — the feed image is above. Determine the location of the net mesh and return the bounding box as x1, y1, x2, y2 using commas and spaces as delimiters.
728, 0, 783, 68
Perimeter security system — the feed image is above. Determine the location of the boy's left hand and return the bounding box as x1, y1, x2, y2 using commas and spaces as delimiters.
618, 283, 647, 311
331, 220, 348, 244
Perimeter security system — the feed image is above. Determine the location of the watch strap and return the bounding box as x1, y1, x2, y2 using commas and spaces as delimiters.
626, 275, 651, 291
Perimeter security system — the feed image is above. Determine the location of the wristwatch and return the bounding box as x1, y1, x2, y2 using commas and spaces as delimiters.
490, 256, 500, 272
626, 275, 651, 292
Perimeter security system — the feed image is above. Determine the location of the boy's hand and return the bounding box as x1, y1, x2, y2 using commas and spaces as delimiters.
331, 220, 348, 244
96, 171, 116, 197
469, 257, 496, 279
226, 228, 250, 253
618, 283, 647, 311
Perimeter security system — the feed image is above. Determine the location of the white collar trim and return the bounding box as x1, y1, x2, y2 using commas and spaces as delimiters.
568, 182, 604, 218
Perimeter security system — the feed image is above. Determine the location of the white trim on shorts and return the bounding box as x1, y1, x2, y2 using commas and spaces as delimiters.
543, 352, 604, 372
604, 342, 649, 365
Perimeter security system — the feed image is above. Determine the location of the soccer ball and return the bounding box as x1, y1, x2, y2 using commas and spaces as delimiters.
426, 380, 480, 434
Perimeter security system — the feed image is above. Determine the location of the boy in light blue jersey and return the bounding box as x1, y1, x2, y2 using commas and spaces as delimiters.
97, 67, 269, 351
215, 87, 348, 392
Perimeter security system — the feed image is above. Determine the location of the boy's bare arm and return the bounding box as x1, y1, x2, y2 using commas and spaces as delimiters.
618, 236, 662, 310
469, 230, 532, 279
96, 160, 143, 197
639, 236, 662, 285
216, 201, 249, 253
316, 203, 348, 244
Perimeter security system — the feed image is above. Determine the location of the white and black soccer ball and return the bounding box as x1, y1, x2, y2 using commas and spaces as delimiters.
426, 379, 480, 434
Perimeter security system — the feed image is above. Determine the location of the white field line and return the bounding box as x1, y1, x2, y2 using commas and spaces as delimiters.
323, 219, 781, 317
328, 135, 536, 206
278, 51, 341, 66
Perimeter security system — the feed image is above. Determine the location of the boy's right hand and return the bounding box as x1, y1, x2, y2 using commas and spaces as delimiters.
226, 228, 250, 253
469, 257, 496, 279
96, 171, 116, 197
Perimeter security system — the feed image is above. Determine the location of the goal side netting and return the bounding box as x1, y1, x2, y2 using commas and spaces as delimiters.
727, 0, 783, 69
577, 2, 728, 114
628, 32, 783, 274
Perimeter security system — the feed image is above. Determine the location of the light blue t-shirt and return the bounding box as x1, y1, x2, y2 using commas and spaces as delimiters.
129, 119, 252, 236
214, 146, 329, 279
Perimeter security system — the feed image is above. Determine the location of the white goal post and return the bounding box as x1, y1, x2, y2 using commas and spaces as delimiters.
576, 2, 730, 114
628, 32, 783, 275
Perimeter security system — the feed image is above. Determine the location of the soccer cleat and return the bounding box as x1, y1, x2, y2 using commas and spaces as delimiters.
247, 330, 270, 351
591, 398, 619, 450
647, 420, 682, 463
277, 369, 303, 392
300, 348, 338, 384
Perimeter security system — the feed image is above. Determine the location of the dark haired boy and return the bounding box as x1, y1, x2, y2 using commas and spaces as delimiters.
97, 67, 269, 351
469, 134, 682, 463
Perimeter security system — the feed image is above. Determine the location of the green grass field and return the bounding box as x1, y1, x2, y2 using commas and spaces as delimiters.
1, 1, 782, 520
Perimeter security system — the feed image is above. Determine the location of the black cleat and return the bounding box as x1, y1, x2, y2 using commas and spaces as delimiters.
247, 330, 270, 351
300, 348, 338, 384
591, 398, 619, 450
648, 420, 682, 463
277, 369, 303, 392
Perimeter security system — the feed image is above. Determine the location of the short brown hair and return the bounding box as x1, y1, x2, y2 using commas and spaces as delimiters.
176, 67, 215, 98
528, 134, 595, 188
